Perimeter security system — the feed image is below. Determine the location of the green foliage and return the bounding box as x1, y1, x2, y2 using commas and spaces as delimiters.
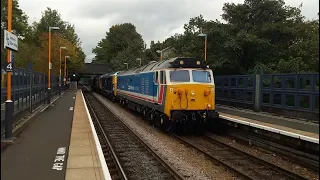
1, 0, 29, 37
1, 3, 86, 74
1, 0, 30, 66
150, 0, 319, 75
92, 23, 145, 70
91, 0, 318, 75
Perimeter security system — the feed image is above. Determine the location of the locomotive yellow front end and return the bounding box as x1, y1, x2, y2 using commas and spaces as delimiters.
163, 59, 219, 132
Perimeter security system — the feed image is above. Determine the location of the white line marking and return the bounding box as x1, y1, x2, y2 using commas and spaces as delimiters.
69, 107, 74, 111
220, 115, 319, 144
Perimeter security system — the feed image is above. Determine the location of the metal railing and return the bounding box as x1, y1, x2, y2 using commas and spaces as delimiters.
1, 67, 61, 134
215, 73, 319, 123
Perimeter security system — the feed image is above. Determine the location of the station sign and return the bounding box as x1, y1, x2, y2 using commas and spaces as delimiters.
4, 30, 18, 51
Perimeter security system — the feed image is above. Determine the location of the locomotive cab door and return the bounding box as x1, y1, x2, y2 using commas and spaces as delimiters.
158, 70, 166, 105
153, 71, 160, 104
153, 70, 166, 105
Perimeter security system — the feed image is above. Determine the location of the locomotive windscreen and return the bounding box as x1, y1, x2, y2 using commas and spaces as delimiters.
192, 70, 211, 83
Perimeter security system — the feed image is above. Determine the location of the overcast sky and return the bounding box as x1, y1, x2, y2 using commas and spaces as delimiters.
19, 0, 319, 63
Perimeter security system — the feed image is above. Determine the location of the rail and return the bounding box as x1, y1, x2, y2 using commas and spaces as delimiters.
82, 88, 185, 180
82, 89, 124, 180
172, 133, 310, 180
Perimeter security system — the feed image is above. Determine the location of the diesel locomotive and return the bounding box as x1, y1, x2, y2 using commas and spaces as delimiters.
91, 57, 219, 133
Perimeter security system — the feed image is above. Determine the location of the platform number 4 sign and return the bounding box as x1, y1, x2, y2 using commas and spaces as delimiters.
6, 62, 13, 72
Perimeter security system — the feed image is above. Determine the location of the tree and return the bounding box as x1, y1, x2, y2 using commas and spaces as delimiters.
92, 23, 145, 70
1, 4, 85, 75
1, 0, 30, 67
31, 33, 84, 75
154, 0, 319, 74
90, 0, 318, 74
28, 8, 86, 73
1, 0, 29, 37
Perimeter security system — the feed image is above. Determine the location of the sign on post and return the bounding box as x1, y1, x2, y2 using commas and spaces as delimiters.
6, 62, 13, 72
5, 51, 15, 72
4, 30, 18, 51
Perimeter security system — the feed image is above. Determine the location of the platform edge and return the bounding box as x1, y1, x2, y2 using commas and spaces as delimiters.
220, 115, 319, 144
80, 89, 112, 180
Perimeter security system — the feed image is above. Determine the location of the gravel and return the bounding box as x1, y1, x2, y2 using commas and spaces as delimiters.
93, 93, 238, 180
206, 133, 319, 180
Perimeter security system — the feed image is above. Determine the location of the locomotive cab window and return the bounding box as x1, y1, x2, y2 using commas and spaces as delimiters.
160, 70, 166, 84
154, 71, 159, 84
192, 70, 212, 83
169, 70, 190, 82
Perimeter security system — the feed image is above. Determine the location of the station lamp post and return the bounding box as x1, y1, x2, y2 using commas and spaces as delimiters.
136, 58, 142, 66
198, 33, 207, 61
124, 63, 129, 70
64, 56, 70, 89
48, 26, 60, 104
156, 50, 162, 61
59, 46, 67, 95
156, 46, 171, 61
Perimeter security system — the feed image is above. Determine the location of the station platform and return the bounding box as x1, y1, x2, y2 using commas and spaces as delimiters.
217, 105, 319, 144
1, 89, 110, 180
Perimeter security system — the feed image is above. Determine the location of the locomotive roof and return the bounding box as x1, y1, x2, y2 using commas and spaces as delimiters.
100, 71, 121, 78
117, 57, 206, 76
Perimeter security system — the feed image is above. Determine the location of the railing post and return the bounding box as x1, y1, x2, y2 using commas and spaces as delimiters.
254, 68, 263, 112
29, 70, 33, 113
27, 63, 32, 113
47, 75, 51, 104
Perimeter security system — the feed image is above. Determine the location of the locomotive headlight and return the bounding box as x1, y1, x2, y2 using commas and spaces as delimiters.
180, 60, 184, 65
207, 104, 211, 108
191, 90, 195, 96
196, 61, 201, 65
204, 89, 210, 96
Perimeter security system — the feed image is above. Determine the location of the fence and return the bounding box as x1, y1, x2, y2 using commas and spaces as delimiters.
215, 73, 319, 123
1, 67, 60, 134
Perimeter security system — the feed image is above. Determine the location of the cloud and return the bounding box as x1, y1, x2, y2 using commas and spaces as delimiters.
19, 0, 319, 63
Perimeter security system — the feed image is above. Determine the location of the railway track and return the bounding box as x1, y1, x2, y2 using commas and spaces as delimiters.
82, 88, 185, 180
223, 125, 319, 172
81, 84, 315, 180
173, 133, 310, 180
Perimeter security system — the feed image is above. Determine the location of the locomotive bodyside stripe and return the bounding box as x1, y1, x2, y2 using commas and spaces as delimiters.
118, 85, 165, 105
158, 85, 164, 104
118, 90, 154, 103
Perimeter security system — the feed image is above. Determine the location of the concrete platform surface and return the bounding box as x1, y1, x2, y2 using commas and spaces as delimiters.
216, 105, 319, 134
1, 90, 76, 180
65, 90, 106, 180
